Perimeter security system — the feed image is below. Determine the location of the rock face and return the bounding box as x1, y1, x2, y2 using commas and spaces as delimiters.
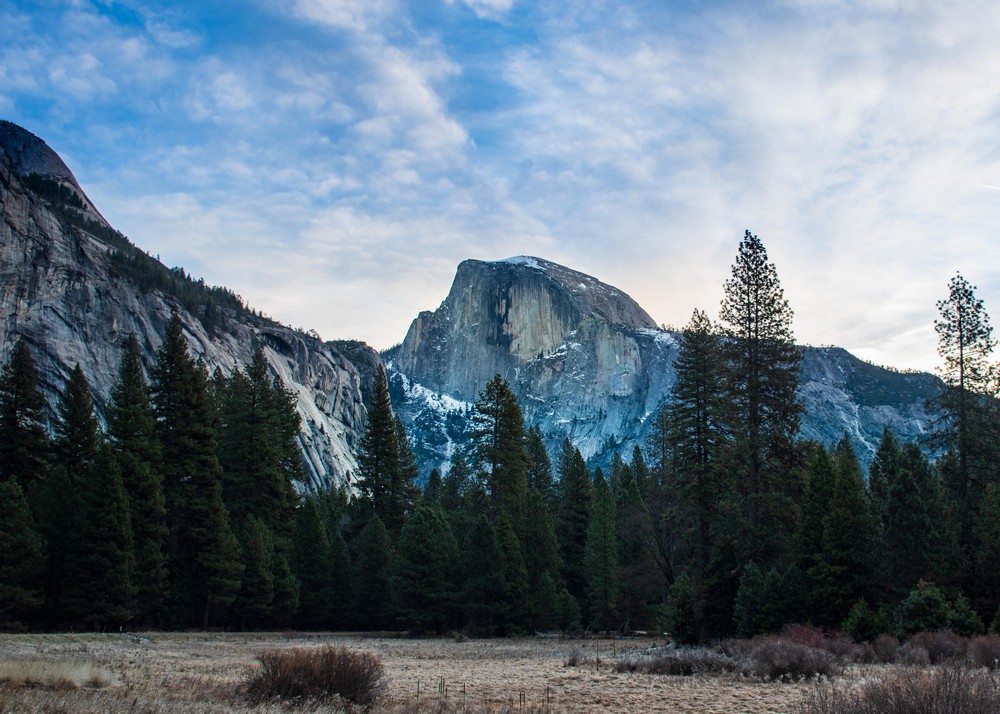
389, 256, 941, 476
0, 120, 374, 492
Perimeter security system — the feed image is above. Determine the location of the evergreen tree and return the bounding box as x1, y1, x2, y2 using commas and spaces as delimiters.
351, 515, 393, 630
328, 522, 353, 629
584, 474, 619, 634
733, 561, 767, 637
151, 312, 243, 627
555, 439, 593, 603
0, 479, 45, 630
496, 510, 530, 633
292, 497, 335, 629
391, 504, 458, 633
217, 350, 303, 536
526, 424, 554, 503
355, 366, 408, 535
522, 490, 564, 629
469, 374, 530, 523
616, 477, 661, 631
665, 309, 731, 623
107, 334, 168, 626
719, 230, 803, 563
973, 483, 1000, 621
40, 364, 101, 625
235, 516, 275, 629
881, 442, 961, 603
0, 339, 49, 488
393, 415, 421, 523
933, 272, 997, 525
63, 444, 135, 630
52, 364, 100, 483
459, 509, 506, 633
809, 436, 878, 627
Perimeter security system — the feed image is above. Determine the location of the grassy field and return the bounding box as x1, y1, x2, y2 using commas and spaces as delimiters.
0, 632, 821, 713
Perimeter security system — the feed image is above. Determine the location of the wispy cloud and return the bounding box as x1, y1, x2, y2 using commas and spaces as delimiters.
5, 0, 1000, 371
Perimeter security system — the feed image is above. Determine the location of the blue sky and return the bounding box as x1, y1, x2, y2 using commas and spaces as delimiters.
4, 0, 1000, 372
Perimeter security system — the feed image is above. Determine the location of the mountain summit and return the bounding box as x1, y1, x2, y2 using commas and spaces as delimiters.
388, 256, 941, 476
0, 121, 375, 491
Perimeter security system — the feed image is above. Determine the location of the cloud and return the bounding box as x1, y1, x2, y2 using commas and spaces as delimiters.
9, 1, 1000, 372
449, 0, 516, 21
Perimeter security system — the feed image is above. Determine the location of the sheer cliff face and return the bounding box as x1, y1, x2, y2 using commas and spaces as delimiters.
393, 256, 679, 464
391, 257, 941, 476
0, 121, 372, 492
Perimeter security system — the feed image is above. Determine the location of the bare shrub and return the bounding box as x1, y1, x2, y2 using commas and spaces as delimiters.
908, 630, 967, 664
871, 634, 899, 663
242, 645, 386, 707
780, 624, 860, 662
969, 634, 1000, 669
896, 641, 930, 666
563, 646, 583, 667
613, 647, 735, 676
799, 667, 1000, 714
743, 637, 837, 681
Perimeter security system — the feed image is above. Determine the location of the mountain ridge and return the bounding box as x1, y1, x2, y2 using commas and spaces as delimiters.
0, 120, 375, 492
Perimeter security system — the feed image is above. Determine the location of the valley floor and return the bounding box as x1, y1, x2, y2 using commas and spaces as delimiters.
0, 632, 815, 713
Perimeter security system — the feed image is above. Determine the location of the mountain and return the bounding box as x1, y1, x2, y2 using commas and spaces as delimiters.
387, 256, 942, 475
0, 120, 374, 492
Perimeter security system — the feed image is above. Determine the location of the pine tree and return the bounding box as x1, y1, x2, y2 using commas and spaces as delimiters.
616, 477, 661, 631
665, 309, 731, 622
522, 490, 564, 631
496, 510, 530, 633
733, 561, 767, 637
152, 312, 244, 627
234, 516, 275, 629
391, 504, 458, 633
933, 273, 997, 504
292, 496, 335, 629
40, 364, 101, 625
63, 444, 135, 630
0, 478, 45, 630
880, 442, 961, 603
469, 374, 530, 523
972, 483, 1000, 620
719, 230, 803, 563
459, 508, 505, 634
809, 436, 878, 627
0, 339, 49, 489
351, 515, 393, 630
584, 473, 619, 634
217, 350, 303, 537
355, 366, 408, 535
52, 364, 100, 483
555, 439, 593, 604
526, 425, 554, 503
107, 334, 168, 626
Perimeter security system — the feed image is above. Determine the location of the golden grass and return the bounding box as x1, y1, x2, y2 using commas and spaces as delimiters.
0, 632, 817, 713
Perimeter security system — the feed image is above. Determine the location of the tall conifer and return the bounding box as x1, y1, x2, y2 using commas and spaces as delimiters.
0, 339, 49, 489
107, 334, 168, 625
719, 230, 803, 563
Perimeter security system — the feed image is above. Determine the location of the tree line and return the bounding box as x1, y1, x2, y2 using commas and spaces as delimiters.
2, 231, 999, 640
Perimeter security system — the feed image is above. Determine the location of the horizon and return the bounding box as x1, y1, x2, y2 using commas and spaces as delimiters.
4, 2, 1000, 374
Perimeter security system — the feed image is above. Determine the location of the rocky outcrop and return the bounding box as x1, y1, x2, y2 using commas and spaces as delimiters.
390, 257, 942, 476
0, 121, 374, 492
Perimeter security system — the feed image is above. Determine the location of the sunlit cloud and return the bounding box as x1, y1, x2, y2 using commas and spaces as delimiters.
5, 0, 1000, 373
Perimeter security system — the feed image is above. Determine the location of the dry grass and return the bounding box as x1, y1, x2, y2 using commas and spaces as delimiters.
0, 632, 819, 713
799, 667, 1000, 714
0, 658, 114, 688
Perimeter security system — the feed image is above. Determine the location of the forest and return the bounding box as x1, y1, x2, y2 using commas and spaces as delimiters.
1, 230, 999, 643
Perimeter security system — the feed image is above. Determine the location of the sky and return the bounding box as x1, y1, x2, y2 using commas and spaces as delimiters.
4, 0, 1000, 373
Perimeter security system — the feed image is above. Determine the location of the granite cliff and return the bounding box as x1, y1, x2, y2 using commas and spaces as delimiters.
0, 120, 374, 491
388, 257, 942, 476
